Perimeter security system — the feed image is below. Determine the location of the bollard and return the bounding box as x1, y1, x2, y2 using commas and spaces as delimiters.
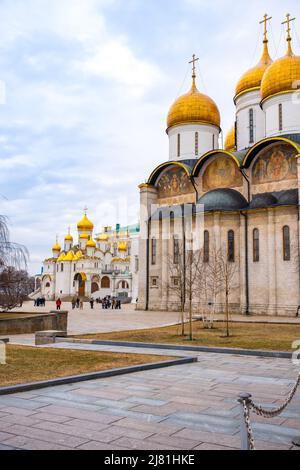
238, 392, 252, 450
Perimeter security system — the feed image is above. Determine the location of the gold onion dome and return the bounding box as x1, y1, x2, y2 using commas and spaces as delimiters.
86, 238, 96, 248
77, 212, 94, 231
65, 232, 73, 242
225, 126, 236, 151
118, 241, 127, 252
261, 15, 300, 102
52, 241, 61, 252
97, 233, 109, 242
79, 233, 89, 240
57, 253, 66, 262
167, 57, 220, 130
235, 34, 272, 101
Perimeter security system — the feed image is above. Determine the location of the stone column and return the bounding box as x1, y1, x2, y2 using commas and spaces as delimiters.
137, 184, 158, 310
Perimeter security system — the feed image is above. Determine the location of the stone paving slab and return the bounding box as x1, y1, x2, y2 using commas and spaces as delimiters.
0, 350, 299, 450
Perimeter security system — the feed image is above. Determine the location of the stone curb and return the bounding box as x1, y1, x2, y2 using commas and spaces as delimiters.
0, 356, 197, 396
60, 338, 293, 359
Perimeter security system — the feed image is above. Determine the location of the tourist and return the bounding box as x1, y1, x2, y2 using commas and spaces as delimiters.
90, 298, 94, 309
71, 298, 76, 310
112, 298, 116, 310
56, 298, 62, 311
76, 298, 80, 308
80, 300, 84, 310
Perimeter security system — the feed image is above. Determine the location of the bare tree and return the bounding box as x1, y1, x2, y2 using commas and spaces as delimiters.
0, 216, 29, 311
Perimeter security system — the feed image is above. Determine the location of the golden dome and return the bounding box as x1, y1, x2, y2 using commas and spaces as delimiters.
261, 48, 300, 102
235, 40, 272, 101
225, 126, 236, 151
65, 233, 73, 242
167, 76, 220, 130
79, 233, 89, 240
77, 212, 94, 231
86, 238, 96, 248
52, 241, 61, 252
74, 251, 83, 260
97, 233, 109, 242
118, 241, 127, 252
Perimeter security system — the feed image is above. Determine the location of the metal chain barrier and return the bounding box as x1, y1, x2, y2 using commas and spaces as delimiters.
238, 373, 300, 450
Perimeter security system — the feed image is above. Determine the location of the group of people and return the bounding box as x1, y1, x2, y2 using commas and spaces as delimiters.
34, 297, 46, 307
71, 297, 84, 310
100, 297, 122, 310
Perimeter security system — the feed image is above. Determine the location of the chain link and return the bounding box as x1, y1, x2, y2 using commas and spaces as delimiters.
249, 374, 300, 419
240, 373, 300, 450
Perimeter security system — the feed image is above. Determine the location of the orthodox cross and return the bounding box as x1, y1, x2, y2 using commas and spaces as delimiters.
84, 206, 88, 215
260, 14, 272, 42
189, 54, 199, 79
282, 13, 296, 43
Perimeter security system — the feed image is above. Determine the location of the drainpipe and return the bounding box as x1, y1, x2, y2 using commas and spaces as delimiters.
240, 168, 250, 316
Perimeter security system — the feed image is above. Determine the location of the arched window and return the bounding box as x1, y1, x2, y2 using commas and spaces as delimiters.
195, 132, 199, 155
177, 134, 181, 158
283, 226, 291, 261
279, 104, 283, 131
204, 230, 209, 263
151, 238, 157, 265
249, 108, 254, 144
253, 229, 259, 262
45, 282, 50, 288
173, 236, 179, 264
228, 230, 235, 262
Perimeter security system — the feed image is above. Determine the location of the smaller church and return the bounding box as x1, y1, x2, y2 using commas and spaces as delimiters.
36, 212, 140, 302
137, 14, 300, 317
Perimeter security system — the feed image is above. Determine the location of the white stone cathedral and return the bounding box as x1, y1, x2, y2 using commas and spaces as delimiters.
36, 213, 140, 302
137, 14, 300, 317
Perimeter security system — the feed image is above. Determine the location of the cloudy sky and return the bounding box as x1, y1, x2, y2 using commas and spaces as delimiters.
0, 0, 299, 274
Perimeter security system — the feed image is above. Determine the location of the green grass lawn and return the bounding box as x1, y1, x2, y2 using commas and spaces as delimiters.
78, 321, 300, 352
0, 345, 172, 387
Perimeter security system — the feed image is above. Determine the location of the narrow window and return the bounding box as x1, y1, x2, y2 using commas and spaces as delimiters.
151, 238, 157, 265
61, 263, 64, 272
228, 230, 235, 262
212, 134, 215, 150
174, 236, 179, 264
204, 230, 209, 263
283, 226, 290, 261
249, 108, 254, 144
253, 229, 259, 262
177, 134, 181, 158
279, 104, 283, 131
170, 211, 174, 234
195, 132, 199, 156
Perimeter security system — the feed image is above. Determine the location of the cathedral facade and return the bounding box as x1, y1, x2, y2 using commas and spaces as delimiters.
138, 15, 300, 317
37, 214, 140, 302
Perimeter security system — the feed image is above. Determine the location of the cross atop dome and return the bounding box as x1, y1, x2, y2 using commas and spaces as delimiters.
189, 54, 199, 82
260, 13, 272, 43
282, 13, 296, 55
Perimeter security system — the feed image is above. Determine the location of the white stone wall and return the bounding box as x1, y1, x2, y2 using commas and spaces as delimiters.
235, 90, 266, 151
263, 93, 300, 137
168, 123, 220, 161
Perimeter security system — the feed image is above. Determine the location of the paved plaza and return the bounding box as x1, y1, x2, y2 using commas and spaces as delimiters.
0, 345, 299, 450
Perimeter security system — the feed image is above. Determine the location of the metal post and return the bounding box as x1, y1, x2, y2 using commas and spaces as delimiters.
238, 393, 252, 450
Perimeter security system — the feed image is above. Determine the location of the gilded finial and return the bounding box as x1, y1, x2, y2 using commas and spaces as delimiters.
282, 13, 296, 56
189, 54, 199, 91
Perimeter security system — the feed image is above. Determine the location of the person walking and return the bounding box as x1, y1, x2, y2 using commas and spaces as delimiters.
71, 297, 76, 310
76, 298, 80, 309
90, 298, 94, 309
56, 298, 62, 311
80, 300, 84, 310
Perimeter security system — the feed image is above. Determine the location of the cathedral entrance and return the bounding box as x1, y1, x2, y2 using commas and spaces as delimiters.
74, 273, 86, 297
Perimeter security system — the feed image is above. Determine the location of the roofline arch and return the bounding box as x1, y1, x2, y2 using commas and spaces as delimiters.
148, 161, 192, 186
242, 137, 300, 168
192, 150, 241, 177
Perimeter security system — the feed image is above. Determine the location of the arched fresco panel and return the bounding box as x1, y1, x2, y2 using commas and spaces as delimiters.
156, 166, 194, 199
202, 156, 243, 192
252, 143, 297, 184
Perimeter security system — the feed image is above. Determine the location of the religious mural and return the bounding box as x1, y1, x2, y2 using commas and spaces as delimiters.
252, 144, 297, 184
202, 156, 243, 192
156, 166, 194, 199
